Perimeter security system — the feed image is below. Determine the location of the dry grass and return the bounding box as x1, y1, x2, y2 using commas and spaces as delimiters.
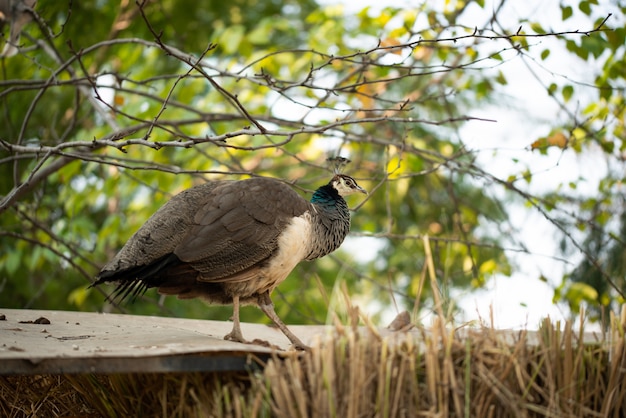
1, 307, 625, 418
257, 307, 626, 418
3, 237, 625, 417
0, 371, 261, 417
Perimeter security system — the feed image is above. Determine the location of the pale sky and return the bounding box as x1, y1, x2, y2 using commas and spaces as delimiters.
318, 0, 622, 330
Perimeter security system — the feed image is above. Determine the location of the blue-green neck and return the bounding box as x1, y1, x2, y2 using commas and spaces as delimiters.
310, 184, 339, 205
305, 183, 351, 260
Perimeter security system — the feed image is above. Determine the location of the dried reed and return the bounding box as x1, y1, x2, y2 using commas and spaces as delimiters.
1, 308, 624, 417
2, 239, 624, 416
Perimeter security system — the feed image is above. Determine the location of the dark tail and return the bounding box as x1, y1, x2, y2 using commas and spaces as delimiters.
90, 253, 182, 303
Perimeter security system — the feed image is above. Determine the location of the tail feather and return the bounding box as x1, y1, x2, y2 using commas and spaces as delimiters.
91, 253, 182, 303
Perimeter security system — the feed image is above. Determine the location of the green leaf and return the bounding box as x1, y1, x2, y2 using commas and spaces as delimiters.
247, 20, 273, 46
548, 82, 558, 95
530, 23, 545, 34
540, 49, 550, 60
580, 36, 607, 59
599, 140, 614, 153
566, 282, 598, 303
579, 1, 591, 15
561, 6, 573, 20
495, 71, 507, 85
562, 85, 574, 102
3, 252, 21, 276
606, 26, 625, 49
218, 25, 246, 55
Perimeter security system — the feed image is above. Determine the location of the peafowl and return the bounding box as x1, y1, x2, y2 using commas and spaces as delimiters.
92, 174, 366, 349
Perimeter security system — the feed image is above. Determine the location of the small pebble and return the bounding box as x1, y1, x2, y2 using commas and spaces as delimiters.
19, 317, 51, 324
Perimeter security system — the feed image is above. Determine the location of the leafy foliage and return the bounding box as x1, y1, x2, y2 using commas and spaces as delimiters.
0, 0, 623, 327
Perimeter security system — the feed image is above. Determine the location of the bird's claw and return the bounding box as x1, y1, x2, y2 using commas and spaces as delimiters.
224, 330, 248, 344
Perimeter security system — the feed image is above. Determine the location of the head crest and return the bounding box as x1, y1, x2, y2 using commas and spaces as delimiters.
327, 156, 351, 174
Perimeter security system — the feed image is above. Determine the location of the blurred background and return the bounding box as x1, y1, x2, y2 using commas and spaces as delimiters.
0, 0, 623, 331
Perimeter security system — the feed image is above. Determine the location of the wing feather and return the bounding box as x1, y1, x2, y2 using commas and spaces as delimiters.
173, 178, 311, 282
96, 177, 313, 289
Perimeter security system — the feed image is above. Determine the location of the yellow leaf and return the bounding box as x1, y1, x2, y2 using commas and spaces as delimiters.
530, 132, 568, 151
530, 137, 546, 150
547, 132, 568, 148
413, 46, 433, 61
386, 155, 402, 177
427, 222, 443, 234
572, 127, 586, 141
355, 83, 376, 109
69, 286, 90, 308
463, 256, 474, 273
395, 177, 410, 198
380, 37, 403, 55
478, 259, 497, 275
566, 282, 598, 302
376, 10, 392, 26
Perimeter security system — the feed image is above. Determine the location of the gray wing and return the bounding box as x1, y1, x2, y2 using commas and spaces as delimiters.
174, 177, 312, 281
98, 181, 223, 276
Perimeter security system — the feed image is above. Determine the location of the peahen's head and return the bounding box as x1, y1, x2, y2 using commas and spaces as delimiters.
330, 174, 367, 196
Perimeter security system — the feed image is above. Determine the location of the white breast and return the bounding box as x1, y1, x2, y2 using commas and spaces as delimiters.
260, 213, 312, 293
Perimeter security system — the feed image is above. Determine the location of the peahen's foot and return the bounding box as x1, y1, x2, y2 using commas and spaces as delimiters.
224, 332, 281, 350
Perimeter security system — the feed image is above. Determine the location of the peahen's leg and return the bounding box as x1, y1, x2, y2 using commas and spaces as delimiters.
257, 291, 308, 350
224, 296, 248, 343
